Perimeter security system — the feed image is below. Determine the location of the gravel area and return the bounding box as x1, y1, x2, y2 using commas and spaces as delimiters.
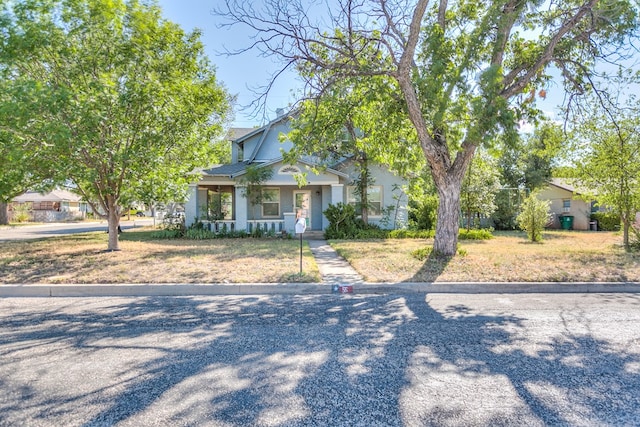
1, 293, 640, 426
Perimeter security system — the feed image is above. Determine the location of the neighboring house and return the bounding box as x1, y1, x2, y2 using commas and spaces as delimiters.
537, 178, 600, 230
11, 189, 89, 222
185, 111, 408, 234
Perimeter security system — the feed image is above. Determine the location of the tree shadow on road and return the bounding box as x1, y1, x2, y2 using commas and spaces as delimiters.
1, 293, 639, 425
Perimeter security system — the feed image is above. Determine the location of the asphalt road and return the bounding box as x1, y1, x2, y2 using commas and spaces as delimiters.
0, 219, 155, 241
1, 293, 640, 426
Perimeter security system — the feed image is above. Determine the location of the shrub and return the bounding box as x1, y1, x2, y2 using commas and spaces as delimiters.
516, 191, 551, 242
388, 229, 435, 239
12, 203, 31, 223
411, 245, 467, 260
150, 229, 183, 239
185, 228, 216, 240
459, 228, 493, 240
408, 195, 438, 231
591, 212, 620, 231
324, 203, 360, 239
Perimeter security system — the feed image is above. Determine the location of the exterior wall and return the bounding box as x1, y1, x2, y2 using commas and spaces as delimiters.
537, 185, 592, 230
337, 162, 408, 229
252, 120, 293, 161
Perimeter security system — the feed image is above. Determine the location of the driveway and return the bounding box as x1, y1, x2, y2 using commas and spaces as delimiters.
0, 219, 154, 241
1, 293, 639, 426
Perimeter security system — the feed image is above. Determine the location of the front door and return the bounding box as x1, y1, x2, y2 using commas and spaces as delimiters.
293, 190, 311, 228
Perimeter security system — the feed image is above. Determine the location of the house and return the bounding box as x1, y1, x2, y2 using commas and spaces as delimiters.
185, 111, 408, 234
11, 189, 89, 222
537, 178, 599, 230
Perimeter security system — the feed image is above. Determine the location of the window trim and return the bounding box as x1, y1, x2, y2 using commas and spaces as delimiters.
261, 187, 280, 218
346, 185, 383, 217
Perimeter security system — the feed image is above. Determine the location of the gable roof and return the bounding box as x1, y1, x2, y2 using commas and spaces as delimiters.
14, 189, 82, 203
549, 178, 594, 196
228, 128, 256, 141
231, 111, 294, 163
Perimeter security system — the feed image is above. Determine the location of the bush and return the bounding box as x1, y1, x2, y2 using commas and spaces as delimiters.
324, 203, 360, 239
150, 229, 183, 239
411, 245, 467, 260
459, 228, 493, 240
591, 212, 620, 231
388, 229, 435, 239
516, 192, 551, 242
185, 228, 217, 240
408, 195, 438, 231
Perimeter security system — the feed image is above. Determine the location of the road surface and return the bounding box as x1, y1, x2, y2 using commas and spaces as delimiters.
0, 219, 154, 241
1, 293, 639, 426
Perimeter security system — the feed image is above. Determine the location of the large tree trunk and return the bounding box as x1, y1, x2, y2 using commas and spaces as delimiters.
0, 202, 8, 225
433, 180, 462, 256
106, 197, 121, 251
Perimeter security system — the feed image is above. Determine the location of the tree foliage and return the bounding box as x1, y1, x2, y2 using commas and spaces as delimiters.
461, 150, 501, 230
0, 0, 231, 249
499, 122, 565, 191
238, 165, 274, 220
570, 86, 640, 250
219, 0, 639, 255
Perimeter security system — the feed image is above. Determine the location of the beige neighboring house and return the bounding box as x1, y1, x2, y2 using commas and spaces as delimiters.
537, 178, 600, 231
11, 189, 89, 222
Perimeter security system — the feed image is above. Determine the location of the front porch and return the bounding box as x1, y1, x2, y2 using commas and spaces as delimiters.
186, 183, 345, 234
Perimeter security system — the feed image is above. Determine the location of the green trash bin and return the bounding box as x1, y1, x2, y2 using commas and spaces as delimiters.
560, 215, 574, 230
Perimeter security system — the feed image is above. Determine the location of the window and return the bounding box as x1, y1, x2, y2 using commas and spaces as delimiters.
262, 188, 280, 217
207, 190, 233, 220
562, 199, 571, 213
236, 143, 244, 163
347, 186, 383, 216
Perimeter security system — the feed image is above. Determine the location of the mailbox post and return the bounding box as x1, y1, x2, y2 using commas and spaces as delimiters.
295, 217, 307, 275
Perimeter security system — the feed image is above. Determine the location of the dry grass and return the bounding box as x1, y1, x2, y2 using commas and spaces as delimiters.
2, 229, 638, 284
330, 231, 640, 283
0, 229, 320, 284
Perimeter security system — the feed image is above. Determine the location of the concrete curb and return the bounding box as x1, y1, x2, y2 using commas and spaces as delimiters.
1, 281, 639, 297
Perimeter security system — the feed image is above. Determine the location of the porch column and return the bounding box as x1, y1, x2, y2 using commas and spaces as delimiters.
185, 184, 199, 228
322, 186, 332, 230
234, 184, 248, 232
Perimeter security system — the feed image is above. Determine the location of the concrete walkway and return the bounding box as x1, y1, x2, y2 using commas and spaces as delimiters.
307, 240, 363, 285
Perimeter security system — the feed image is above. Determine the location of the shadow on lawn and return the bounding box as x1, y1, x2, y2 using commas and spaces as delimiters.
2, 294, 639, 425
407, 250, 453, 282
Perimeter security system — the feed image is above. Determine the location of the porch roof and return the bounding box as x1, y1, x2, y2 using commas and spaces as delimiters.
202, 158, 349, 180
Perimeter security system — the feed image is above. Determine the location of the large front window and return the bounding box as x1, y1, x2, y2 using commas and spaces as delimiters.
207, 190, 233, 220
262, 188, 280, 217
347, 186, 383, 216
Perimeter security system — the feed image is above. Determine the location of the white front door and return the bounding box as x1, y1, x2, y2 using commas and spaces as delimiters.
293, 190, 311, 228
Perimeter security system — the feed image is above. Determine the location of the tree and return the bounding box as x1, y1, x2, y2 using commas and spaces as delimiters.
493, 122, 564, 229
284, 77, 420, 225
570, 90, 640, 251
239, 165, 274, 221
499, 122, 565, 191
517, 191, 551, 242
219, 0, 638, 255
0, 0, 231, 250
461, 150, 501, 230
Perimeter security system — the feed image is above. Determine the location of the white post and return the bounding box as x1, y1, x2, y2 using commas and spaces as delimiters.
235, 185, 248, 232
185, 184, 199, 228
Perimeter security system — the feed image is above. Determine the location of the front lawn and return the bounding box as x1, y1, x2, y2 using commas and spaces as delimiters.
330, 230, 639, 282
0, 229, 320, 284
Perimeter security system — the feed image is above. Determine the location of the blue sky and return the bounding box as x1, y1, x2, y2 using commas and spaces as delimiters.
157, 0, 301, 128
